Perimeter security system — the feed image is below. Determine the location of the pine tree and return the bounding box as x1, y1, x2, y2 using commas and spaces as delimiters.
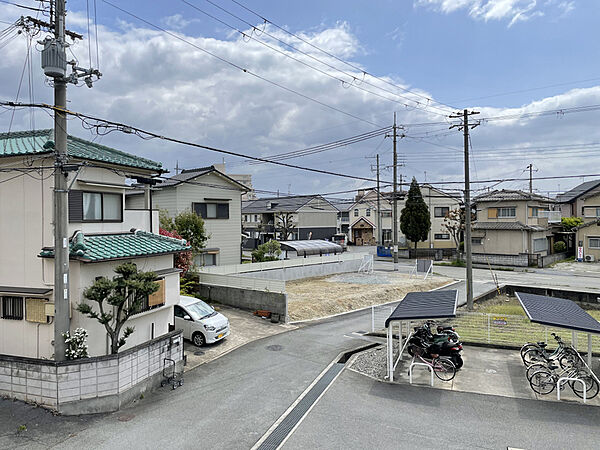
400, 178, 431, 254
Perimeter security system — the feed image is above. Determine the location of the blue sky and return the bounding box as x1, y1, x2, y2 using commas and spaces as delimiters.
1, 1, 600, 198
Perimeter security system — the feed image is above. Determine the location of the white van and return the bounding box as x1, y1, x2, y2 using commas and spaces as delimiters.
174, 296, 230, 347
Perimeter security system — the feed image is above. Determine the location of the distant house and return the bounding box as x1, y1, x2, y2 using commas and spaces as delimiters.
347, 189, 396, 246
472, 189, 557, 257
0, 129, 189, 359
557, 179, 600, 219
417, 184, 463, 249
242, 195, 338, 247
126, 166, 248, 266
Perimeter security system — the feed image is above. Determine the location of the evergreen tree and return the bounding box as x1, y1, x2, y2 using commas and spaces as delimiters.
400, 178, 431, 254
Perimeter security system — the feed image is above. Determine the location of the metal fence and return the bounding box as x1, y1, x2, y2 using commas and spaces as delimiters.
197, 272, 286, 293
371, 306, 600, 354
198, 253, 364, 275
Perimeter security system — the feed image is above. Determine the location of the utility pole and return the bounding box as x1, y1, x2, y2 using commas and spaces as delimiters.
392, 113, 399, 268
52, 0, 69, 362
526, 163, 537, 193
368, 154, 382, 245
34, 0, 100, 360
450, 109, 479, 311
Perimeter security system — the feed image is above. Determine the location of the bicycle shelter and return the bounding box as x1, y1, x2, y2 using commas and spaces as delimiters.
515, 292, 600, 368
385, 290, 459, 381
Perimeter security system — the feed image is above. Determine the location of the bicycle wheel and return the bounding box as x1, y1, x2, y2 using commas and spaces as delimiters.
571, 375, 600, 400
526, 363, 549, 381
529, 369, 556, 395
523, 348, 546, 367
520, 343, 539, 360
559, 348, 581, 369
433, 358, 456, 382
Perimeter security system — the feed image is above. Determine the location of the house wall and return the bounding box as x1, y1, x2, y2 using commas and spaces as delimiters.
471, 229, 527, 255
148, 172, 243, 266
582, 192, 600, 220
348, 191, 394, 245
576, 222, 600, 261
421, 186, 461, 249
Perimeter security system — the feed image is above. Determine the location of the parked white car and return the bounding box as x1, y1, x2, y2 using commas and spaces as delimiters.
174, 296, 230, 347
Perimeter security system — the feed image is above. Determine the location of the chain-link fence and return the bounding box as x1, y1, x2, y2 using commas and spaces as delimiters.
371, 306, 600, 354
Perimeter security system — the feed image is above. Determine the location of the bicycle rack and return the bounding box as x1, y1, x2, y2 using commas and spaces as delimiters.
409, 360, 434, 387
557, 377, 586, 403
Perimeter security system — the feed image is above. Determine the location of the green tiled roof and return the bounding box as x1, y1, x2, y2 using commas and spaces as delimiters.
0, 129, 164, 172
40, 230, 190, 262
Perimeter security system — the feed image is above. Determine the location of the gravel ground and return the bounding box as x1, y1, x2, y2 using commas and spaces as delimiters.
286, 272, 451, 322
550, 261, 600, 272
349, 345, 391, 380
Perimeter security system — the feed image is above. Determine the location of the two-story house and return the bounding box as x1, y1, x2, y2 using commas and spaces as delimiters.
557, 180, 600, 261
0, 129, 189, 359
418, 184, 463, 249
348, 189, 395, 246
242, 195, 338, 248
472, 189, 556, 258
126, 166, 248, 266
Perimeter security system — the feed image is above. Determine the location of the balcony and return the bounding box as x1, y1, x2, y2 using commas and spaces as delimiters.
74, 209, 159, 235
538, 210, 562, 223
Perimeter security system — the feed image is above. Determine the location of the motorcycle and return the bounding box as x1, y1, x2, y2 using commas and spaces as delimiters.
407, 323, 464, 369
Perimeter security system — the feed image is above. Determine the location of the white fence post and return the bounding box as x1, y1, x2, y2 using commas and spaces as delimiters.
487, 314, 491, 344
371, 306, 375, 332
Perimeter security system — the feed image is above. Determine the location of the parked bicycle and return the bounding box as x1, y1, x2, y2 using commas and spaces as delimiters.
408, 321, 464, 369
529, 364, 599, 399
521, 334, 579, 369
408, 344, 457, 381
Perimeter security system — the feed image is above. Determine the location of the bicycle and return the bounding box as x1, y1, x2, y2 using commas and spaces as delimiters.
522, 336, 579, 369
529, 364, 599, 399
409, 345, 457, 382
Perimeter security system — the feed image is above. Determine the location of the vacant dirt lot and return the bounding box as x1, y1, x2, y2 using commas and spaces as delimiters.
286, 271, 452, 321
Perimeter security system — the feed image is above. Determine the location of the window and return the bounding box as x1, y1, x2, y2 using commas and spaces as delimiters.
589, 238, 600, 249
193, 202, 229, 219
174, 305, 187, 319
382, 211, 392, 218
472, 238, 483, 245
366, 208, 371, 217
529, 207, 539, 217
533, 238, 548, 252
586, 207, 600, 217
68, 191, 123, 222
354, 209, 359, 217
434, 207, 449, 218
498, 207, 516, 218
203, 254, 217, 266
1, 296, 23, 320
382, 229, 392, 243
434, 233, 450, 240
254, 215, 258, 222
132, 279, 165, 315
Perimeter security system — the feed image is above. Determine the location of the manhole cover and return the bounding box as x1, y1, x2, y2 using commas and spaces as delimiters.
485, 369, 497, 374
266, 344, 283, 351
194, 350, 205, 356
118, 414, 135, 422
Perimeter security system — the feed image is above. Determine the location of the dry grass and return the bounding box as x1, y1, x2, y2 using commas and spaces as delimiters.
286, 272, 452, 321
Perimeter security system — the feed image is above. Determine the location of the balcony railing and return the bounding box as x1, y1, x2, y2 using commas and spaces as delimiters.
538, 210, 562, 223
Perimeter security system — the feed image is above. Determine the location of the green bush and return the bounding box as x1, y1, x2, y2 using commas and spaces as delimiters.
252, 240, 282, 262
553, 241, 566, 253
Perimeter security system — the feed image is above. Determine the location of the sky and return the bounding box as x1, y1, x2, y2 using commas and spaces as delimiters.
1, 0, 599, 201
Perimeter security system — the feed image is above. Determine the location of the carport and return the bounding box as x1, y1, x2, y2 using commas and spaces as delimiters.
280, 239, 343, 257
515, 291, 600, 367
385, 290, 459, 382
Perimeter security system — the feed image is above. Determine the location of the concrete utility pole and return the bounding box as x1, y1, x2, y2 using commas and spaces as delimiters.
450, 109, 479, 311
53, 0, 69, 361
392, 114, 398, 268
376, 154, 381, 245
526, 163, 537, 194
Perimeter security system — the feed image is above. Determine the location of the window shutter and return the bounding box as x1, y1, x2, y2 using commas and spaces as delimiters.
193, 203, 207, 218
488, 208, 497, 219
26, 298, 47, 323
68, 190, 83, 222
217, 203, 229, 219
148, 279, 165, 307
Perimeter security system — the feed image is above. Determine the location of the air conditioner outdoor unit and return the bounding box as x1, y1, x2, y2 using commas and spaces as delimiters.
585, 255, 595, 262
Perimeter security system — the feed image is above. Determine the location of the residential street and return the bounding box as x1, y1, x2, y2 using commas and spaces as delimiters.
2, 263, 600, 449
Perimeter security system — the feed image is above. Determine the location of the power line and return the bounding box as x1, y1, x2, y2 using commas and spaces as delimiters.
225, 0, 459, 113
100, 0, 383, 128
185, 0, 453, 117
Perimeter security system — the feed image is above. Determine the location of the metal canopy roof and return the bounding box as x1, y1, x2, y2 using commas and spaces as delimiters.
385, 290, 458, 327
516, 292, 600, 334
279, 240, 342, 256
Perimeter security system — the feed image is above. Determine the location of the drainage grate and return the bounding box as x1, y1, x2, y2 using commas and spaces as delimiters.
257, 363, 345, 450
266, 345, 283, 352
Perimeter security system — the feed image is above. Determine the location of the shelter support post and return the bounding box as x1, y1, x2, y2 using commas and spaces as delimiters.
387, 323, 393, 382
572, 331, 578, 348
398, 321, 403, 362
588, 333, 593, 368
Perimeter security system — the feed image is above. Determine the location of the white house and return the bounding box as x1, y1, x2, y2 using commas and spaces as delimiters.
0, 129, 189, 359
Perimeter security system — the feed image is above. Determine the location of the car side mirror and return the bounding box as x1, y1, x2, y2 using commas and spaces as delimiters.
184, 315, 192, 321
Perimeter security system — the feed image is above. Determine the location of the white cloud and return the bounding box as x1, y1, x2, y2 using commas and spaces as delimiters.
415, 0, 575, 26
0, 6, 598, 198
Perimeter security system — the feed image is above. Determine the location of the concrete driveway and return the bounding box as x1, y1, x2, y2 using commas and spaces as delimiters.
183, 305, 296, 371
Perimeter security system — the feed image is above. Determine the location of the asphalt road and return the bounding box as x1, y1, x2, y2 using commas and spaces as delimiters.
284, 368, 600, 450
2, 262, 600, 449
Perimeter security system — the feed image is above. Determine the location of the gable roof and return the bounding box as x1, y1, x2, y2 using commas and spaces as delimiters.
39, 229, 190, 263
473, 221, 546, 232
473, 189, 553, 203
242, 195, 336, 213
0, 129, 164, 172
155, 166, 248, 191
556, 180, 600, 204
350, 216, 376, 229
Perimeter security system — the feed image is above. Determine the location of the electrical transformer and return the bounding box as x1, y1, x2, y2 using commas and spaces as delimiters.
41, 38, 67, 78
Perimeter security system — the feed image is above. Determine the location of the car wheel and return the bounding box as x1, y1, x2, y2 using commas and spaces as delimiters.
192, 332, 206, 347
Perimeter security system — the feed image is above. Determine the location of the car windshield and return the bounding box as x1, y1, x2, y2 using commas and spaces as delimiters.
186, 300, 215, 320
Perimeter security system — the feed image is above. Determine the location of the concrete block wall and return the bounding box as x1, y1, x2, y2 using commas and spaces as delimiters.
199, 284, 287, 319
472, 253, 529, 267
0, 330, 183, 415
238, 258, 363, 281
